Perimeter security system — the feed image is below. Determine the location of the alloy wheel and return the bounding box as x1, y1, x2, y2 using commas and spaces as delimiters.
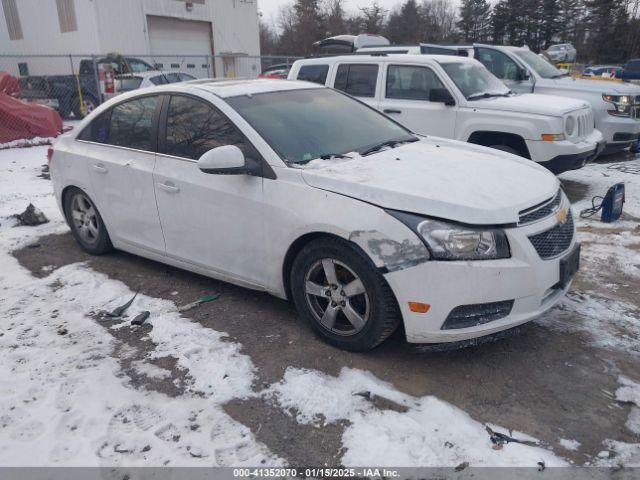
70, 193, 100, 244
303, 258, 370, 336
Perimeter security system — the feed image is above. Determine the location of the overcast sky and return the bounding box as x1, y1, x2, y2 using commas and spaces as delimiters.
257, 0, 405, 26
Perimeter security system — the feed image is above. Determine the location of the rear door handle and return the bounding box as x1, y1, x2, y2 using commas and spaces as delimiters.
92, 163, 107, 173
158, 182, 180, 194
383, 109, 402, 114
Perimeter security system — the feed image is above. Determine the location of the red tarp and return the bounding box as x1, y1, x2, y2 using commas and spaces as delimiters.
0, 72, 20, 97
0, 92, 63, 144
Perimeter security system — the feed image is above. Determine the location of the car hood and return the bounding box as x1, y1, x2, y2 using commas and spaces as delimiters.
551, 76, 640, 94
468, 93, 589, 116
299, 138, 559, 225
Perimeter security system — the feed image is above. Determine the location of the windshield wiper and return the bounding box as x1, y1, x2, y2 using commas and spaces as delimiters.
467, 92, 510, 100
319, 153, 352, 160
360, 137, 418, 156
550, 72, 570, 79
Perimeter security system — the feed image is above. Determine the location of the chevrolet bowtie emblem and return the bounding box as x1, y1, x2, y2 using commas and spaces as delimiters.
556, 208, 569, 225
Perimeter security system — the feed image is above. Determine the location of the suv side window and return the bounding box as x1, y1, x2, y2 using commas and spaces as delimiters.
475, 48, 520, 81
107, 96, 159, 151
78, 110, 111, 143
297, 64, 330, 85
334, 64, 379, 97
165, 95, 245, 160
386, 65, 446, 101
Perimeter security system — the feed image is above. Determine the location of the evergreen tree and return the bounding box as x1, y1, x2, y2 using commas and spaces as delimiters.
457, 0, 492, 42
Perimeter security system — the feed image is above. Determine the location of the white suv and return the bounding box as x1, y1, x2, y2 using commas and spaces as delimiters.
469, 44, 640, 153
289, 54, 603, 174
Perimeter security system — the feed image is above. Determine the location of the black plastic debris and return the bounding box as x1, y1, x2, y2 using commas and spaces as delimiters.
13, 203, 48, 226
131, 311, 150, 326
485, 425, 538, 447
106, 292, 138, 318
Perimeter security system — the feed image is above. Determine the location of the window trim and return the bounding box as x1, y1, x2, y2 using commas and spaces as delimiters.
157, 93, 276, 179
384, 64, 446, 101
333, 63, 380, 98
474, 47, 523, 82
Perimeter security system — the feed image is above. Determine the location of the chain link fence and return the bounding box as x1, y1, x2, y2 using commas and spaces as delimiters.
0, 53, 301, 123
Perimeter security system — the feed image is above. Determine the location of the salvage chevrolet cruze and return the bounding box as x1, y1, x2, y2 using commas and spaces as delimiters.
50, 79, 580, 351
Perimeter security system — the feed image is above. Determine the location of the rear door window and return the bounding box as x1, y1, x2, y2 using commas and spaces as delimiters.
78, 110, 111, 143
107, 96, 159, 151
386, 65, 445, 101
333, 64, 379, 98
164, 95, 246, 160
297, 65, 330, 85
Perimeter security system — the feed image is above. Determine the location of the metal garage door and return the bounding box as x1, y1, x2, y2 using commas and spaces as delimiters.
147, 15, 213, 78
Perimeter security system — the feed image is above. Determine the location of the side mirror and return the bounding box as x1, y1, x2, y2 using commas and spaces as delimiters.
516, 67, 530, 81
198, 145, 248, 175
429, 88, 455, 106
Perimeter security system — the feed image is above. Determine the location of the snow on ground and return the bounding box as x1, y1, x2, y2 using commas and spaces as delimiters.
268, 367, 566, 467
0, 146, 281, 466
1, 144, 638, 467
537, 154, 640, 356
559, 439, 581, 452
562, 155, 640, 218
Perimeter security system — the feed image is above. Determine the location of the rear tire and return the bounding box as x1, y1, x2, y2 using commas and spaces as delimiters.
291, 237, 400, 351
63, 187, 113, 255
72, 94, 98, 119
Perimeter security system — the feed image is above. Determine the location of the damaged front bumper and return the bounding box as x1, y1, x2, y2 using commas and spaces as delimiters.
383, 210, 578, 344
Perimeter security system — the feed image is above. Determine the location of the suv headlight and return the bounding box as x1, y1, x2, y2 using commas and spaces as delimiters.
387, 211, 510, 260
603, 94, 632, 116
565, 115, 575, 136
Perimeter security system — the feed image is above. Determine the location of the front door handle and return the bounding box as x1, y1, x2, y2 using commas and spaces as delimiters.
383, 109, 402, 114
92, 163, 107, 173
158, 182, 180, 194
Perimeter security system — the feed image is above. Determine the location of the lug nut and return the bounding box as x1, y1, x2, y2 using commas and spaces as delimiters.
331, 301, 337, 307
325, 289, 332, 296
340, 301, 346, 307
340, 290, 345, 296
331, 284, 338, 290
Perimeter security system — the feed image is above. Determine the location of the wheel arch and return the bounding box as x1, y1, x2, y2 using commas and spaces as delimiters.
467, 130, 531, 159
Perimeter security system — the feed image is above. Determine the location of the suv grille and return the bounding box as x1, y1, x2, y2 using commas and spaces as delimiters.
576, 109, 594, 138
519, 190, 562, 225
528, 211, 574, 259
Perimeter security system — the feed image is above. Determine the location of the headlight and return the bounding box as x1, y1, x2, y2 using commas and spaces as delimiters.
603, 94, 632, 116
565, 115, 575, 136
387, 211, 510, 260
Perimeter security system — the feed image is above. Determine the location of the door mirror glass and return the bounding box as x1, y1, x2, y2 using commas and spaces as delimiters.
198, 145, 247, 174
429, 88, 455, 106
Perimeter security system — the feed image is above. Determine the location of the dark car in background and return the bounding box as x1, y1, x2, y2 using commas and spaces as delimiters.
621, 59, 640, 83
18, 56, 155, 119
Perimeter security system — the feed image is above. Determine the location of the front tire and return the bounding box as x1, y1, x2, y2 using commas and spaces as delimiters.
63, 188, 113, 255
291, 237, 400, 351
489, 144, 520, 156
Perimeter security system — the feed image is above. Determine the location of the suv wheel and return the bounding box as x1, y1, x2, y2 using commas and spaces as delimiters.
291, 237, 400, 351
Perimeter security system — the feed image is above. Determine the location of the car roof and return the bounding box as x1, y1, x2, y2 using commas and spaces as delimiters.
181, 78, 323, 98
294, 53, 474, 66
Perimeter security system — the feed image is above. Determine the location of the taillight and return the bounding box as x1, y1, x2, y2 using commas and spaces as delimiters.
47, 146, 54, 163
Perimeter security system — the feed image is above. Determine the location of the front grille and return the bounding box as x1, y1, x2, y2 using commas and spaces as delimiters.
528, 211, 574, 259
441, 300, 514, 330
518, 190, 562, 225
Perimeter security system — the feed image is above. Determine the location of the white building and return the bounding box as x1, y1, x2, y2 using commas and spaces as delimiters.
0, 0, 261, 78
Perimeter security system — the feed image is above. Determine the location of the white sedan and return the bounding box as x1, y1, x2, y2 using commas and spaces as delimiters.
50, 79, 579, 351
